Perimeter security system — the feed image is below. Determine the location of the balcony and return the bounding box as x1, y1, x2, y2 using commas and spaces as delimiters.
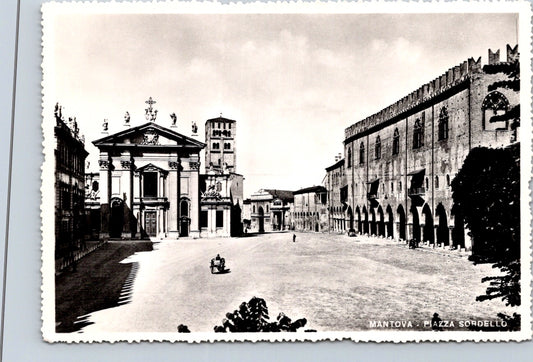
134, 197, 169, 206
366, 192, 379, 200
408, 187, 425, 197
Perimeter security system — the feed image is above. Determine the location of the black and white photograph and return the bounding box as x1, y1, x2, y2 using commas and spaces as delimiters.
40, 1, 532, 342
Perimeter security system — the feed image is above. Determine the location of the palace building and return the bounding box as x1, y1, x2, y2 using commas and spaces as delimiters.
329, 45, 520, 251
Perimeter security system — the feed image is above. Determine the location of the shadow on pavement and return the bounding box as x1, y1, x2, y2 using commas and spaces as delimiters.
55, 240, 154, 333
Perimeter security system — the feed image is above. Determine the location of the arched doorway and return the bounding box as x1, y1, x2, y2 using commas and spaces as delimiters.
110, 198, 124, 238
386, 205, 394, 238
422, 204, 434, 244
180, 199, 190, 237
410, 205, 421, 243
452, 209, 465, 249
258, 206, 265, 233
356, 206, 362, 234
397, 205, 406, 240
347, 206, 354, 231
362, 207, 369, 234
377, 206, 385, 237
370, 208, 377, 235
435, 204, 449, 246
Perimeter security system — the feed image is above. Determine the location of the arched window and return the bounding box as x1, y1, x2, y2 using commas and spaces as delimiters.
392, 128, 400, 155
435, 176, 439, 189
347, 147, 352, 168
359, 143, 365, 164
482, 91, 510, 130
438, 107, 449, 140
253, 205, 256, 213
266, 204, 269, 213
375, 136, 381, 159
413, 119, 424, 149
399, 181, 402, 192
391, 182, 394, 193
446, 174, 451, 187
216, 181, 222, 192
425, 177, 429, 190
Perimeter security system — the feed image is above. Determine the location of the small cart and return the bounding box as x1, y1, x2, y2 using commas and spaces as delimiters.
210, 256, 226, 274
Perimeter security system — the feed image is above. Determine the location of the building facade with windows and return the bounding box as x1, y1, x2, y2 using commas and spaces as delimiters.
325, 157, 348, 233
293, 186, 328, 232
54, 104, 88, 262
93, 115, 205, 239
340, 45, 519, 251
249, 189, 294, 233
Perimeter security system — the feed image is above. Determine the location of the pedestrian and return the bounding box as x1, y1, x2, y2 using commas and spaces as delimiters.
293, 234, 296, 242
431, 313, 443, 331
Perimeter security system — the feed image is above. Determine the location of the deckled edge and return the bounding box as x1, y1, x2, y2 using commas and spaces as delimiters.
39, 0, 533, 343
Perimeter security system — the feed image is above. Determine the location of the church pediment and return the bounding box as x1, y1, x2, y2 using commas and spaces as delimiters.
93, 122, 205, 150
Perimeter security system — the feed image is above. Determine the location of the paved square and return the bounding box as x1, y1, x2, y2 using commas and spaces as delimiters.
79, 233, 511, 334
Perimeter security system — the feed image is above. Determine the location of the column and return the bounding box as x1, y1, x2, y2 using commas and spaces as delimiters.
189, 157, 201, 238
167, 157, 180, 239
98, 153, 110, 238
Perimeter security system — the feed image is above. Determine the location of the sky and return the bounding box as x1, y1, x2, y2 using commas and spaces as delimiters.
47, 12, 518, 198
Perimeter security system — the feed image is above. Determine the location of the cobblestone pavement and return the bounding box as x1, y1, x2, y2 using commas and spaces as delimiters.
76, 232, 513, 334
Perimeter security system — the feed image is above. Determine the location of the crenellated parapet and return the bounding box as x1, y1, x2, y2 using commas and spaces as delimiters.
344, 44, 518, 141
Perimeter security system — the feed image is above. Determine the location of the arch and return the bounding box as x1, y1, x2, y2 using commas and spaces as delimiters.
109, 197, 124, 238
386, 205, 394, 238
362, 206, 369, 234
435, 204, 449, 246
180, 199, 190, 237
377, 206, 385, 237
482, 91, 510, 130
397, 205, 406, 240
356, 206, 362, 234
452, 209, 465, 249
258, 206, 265, 233
410, 205, 421, 243
347, 206, 354, 231
370, 208, 377, 236
422, 204, 434, 244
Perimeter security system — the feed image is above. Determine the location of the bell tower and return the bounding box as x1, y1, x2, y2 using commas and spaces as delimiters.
205, 115, 237, 173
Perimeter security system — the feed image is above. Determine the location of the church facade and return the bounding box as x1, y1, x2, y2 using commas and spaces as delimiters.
93, 115, 205, 239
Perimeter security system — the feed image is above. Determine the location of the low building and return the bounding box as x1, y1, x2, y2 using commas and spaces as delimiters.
249, 189, 294, 232
293, 186, 328, 232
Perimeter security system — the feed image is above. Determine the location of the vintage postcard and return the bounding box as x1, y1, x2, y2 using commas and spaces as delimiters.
41, 1, 532, 342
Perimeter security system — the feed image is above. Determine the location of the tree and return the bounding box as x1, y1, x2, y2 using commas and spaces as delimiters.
451, 145, 520, 330
213, 296, 308, 332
